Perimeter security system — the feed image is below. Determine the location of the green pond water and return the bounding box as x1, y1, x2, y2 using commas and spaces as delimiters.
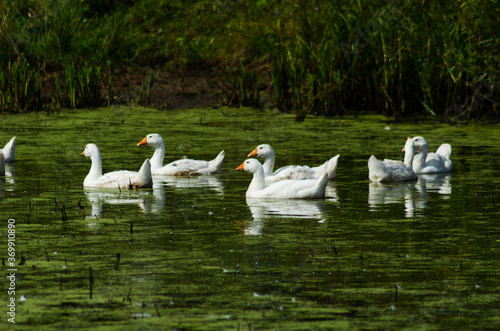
1, 107, 499, 330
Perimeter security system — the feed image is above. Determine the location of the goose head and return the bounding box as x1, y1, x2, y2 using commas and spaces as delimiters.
247, 144, 274, 158
81, 143, 100, 158
411, 136, 428, 153
137, 133, 164, 148
235, 158, 263, 174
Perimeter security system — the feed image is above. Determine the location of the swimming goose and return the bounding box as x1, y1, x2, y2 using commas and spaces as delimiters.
247, 144, 339, 184
411, 136, 452, 173
81, 143, 152, 189
236, 158, 328, 199
137, 133, 225, 175
368, 138, 418, 182
1, 137, 16, 163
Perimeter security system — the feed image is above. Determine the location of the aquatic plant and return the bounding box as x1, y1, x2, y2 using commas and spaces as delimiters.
221, 59, 262, 108
0, 58, 43, 113
255, 0, 499, 121
135, 69, 157, 105
54, 63, 104, 109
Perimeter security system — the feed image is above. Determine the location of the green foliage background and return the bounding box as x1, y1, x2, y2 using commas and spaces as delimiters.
0, 0, 498, 121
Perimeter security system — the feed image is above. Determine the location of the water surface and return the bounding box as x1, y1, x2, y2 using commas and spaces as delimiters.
1, 107, 499, 329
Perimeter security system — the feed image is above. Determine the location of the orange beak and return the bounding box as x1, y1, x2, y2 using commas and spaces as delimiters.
247, 148, 258, 158
80, 150, 85, 156
402, 137, 411, 151
137, 136, 148, 147
235, 162, 245, 171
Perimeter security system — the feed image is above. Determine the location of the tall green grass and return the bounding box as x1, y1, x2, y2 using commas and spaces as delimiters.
0, 58, 43, 113
0, 0, 498, 121
221, 60, 262, 108
217, 0, 499, 121
54, 63, 105, 109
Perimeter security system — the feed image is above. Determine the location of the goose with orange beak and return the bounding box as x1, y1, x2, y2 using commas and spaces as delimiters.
236, 158, 328, 199
137, 133, 225, 175
247, 144, 339, 185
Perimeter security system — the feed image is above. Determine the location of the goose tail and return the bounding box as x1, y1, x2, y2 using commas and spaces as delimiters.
1, 136, 16, 163
134, 158, 153, 188
326, 154, 340, 179
208, 150, 225, 174
368, 155, 389, 182
436, 143, 452, 159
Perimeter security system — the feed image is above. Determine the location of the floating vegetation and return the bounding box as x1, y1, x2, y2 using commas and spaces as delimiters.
1, 107, 499, 329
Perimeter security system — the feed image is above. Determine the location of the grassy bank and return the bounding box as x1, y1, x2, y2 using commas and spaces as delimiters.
0, 0, 498, 122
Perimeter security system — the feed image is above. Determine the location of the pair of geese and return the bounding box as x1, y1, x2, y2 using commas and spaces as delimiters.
80, 133, 340, 199
368, 136, 452, 182
81, 134, 225, 189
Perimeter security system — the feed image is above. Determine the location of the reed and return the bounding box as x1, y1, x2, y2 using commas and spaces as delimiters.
0, 59, 44, 113
223, 60, 262, 108
232, 0, 499, 121
135, 69, 157, 105
217, 0, 498, 121
55, 63, 104, 109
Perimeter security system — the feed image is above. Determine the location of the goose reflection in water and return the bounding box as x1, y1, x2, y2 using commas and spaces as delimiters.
84, 175, 225, 217
326, 183, 339, 203
417, 173, 452, 195
4, 163, 15, 177
4, 164, 15, 184
368, 173, 452, 217
242, 197, 330, 236
152, 175, 224, 194
0, 164, 16, 199
84, 187, 162, 218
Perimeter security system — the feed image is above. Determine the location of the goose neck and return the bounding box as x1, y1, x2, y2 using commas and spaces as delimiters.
403, 146, 415, 168
412, 148, 427, 173
85, 153, 103, 184
262, 152, 275, 176
150, 142, 166, 171
248, 166, 266, 193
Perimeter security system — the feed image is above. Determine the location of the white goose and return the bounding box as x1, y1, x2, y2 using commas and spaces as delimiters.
137, 133, 225, 175
1, 137, 16, 163
236, 158, 328, 199
81, 143, 152, 189
368, 137, 418, 182
247, 144, 339, 184
411, 136, 452, 173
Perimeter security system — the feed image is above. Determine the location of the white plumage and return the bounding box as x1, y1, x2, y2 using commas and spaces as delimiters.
81, 143, 152, 189
236, 158, 328, 199
1, 137, 16, 163
368, 138, 418, 182
247, 144, 339, 184
137, 133, 225, 175
411, 136, 452, 173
